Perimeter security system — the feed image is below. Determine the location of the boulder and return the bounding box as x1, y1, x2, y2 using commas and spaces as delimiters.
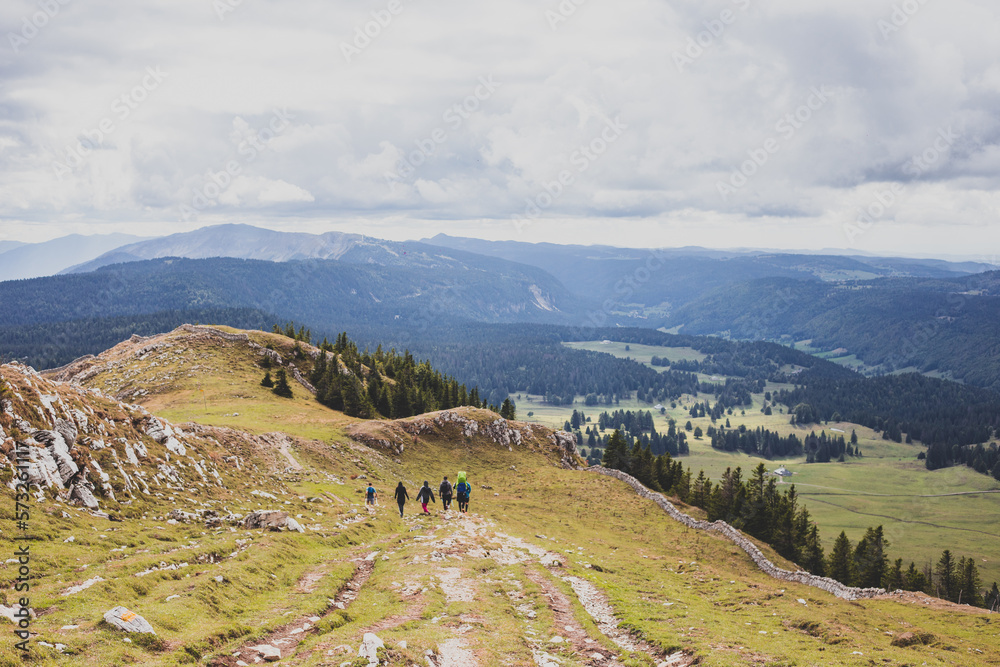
250, 644, 281, 662
69, 483, 99, 510
103, 606, 155, 634
243, 510, 305, 532
358, 632, 384, 665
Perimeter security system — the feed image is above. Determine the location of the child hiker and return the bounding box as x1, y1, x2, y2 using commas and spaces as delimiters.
416, 480, 436, 514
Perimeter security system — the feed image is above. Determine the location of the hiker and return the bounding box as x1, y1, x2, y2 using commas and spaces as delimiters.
416, 480, 436, 514
393, 482, 409, 518
365, 483, 377, 507
455, 471, 471, 513
439, 476, 453, 510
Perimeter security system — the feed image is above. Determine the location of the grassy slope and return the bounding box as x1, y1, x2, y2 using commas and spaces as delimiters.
530, 341, 1000, 586
5, 327, 998, 666
75, 327, 358, 442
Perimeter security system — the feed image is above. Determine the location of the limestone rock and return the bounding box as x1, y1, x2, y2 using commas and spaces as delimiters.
251, 644, 282, 661
243, 510, 305, 532
69, 483, 99, 510
103, 606, 155, 634
358, 632, 384, 665
167, 509, 200, 523
54, 418, 78, 446
32, 430, 78, 484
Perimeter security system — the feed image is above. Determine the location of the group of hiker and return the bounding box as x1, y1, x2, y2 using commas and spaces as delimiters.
365, 472, 472, 517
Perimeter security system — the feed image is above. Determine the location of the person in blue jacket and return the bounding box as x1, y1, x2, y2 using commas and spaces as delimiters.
455, 471, 471, 513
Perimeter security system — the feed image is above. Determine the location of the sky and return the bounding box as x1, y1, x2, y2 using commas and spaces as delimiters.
1, 0, 999, 258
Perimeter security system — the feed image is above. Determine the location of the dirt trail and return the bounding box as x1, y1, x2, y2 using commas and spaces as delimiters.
212, 552, 377, 666
213, 507, 691, 666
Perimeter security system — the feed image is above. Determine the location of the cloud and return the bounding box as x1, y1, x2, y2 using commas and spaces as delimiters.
0, 0, 998, 257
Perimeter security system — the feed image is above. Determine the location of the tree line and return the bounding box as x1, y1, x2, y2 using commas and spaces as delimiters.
925, 441, 1000, 481
265, 325, 515, 420
599, 430, 998, 609
775, 374, 1000, 449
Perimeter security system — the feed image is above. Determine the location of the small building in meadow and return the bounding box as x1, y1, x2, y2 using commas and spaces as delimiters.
773, 466, 792, 477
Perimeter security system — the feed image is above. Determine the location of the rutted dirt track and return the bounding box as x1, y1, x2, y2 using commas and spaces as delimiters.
210, 554, 377, 666
215, 510, 692, 666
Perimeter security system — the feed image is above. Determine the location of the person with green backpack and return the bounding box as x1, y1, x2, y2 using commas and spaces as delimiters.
455, 471, 471, 513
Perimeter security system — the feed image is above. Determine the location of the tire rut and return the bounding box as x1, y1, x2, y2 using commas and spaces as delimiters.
210, 551, 378, 666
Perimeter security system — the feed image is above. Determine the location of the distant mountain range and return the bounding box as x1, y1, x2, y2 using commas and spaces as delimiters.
62, 224, 421, 273
0, 240, 25, 255
2, 223, 999, 393
421, 234, 994, 314
0, 233, 143, 281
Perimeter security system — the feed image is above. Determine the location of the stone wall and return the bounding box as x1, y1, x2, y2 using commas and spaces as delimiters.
589, 466, 886, 601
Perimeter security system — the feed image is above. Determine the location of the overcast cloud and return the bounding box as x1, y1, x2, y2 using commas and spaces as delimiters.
1, 0, 998, 257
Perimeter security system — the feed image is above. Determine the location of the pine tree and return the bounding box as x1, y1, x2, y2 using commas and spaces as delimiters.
986, 582, 1000, 612
959, 556, 982, 607
903, 562, 929, 592
853, 526, 890, 589
500, 398, 516, 420
322, 373, 344, 411
260, 371, 274, 388
602, 430, 630, 472
272, 369, 293, 398
884, 558, 904, 591
802, 525, 826, 576
828, 531, 855, 586
934, 550, 957, 601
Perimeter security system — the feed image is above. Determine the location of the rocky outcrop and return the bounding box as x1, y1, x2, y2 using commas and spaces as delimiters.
350, 409, 538, 457
590, 467, 886, 601
2, 362, 230, 511
243, 510, 305, 533
550, 431, 583, 469
30, 430, 78, 484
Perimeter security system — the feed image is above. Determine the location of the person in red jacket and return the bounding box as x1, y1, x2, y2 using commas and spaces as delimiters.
416, 481, 436, 514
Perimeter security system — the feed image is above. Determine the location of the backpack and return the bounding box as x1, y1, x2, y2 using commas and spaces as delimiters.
456, 471, 467, 484
366, 486, 375, 497
456, 482, 470, 496
440, 480, 452, 495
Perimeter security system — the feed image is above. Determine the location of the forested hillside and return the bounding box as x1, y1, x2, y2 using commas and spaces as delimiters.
667, 272, 1000, 392
0, 307, 276, 369
0, 256, 577, 330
